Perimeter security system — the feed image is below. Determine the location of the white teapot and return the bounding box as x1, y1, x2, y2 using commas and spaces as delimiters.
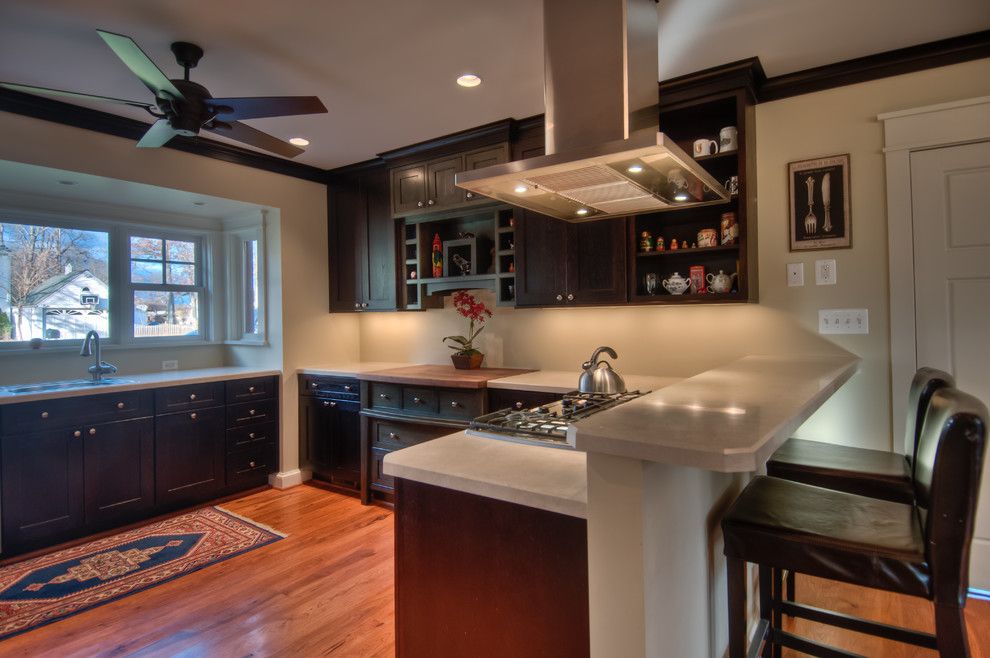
662, 272, 691, 295
706, 270, 737, 293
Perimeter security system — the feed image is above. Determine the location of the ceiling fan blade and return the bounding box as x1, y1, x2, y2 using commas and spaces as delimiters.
137, 119, 178, 148
204, 120, 304, 158
0, 82, 156, 110
96, 29, 184, 101
208, 96, 327, 121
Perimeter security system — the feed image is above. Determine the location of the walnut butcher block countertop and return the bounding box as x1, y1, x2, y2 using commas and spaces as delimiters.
357, 365, 534, 389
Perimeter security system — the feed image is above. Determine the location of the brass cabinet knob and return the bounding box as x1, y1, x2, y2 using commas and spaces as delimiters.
389, 432, 398, 440
189, 393, 197, 401
515, 402, 524, 410
344, 385, 352, 392
190, 412, 198, 420
88, 428, 96, 436
417, 201, 424, 208
361, 302, 369, 308
379, 393, 390, 400
117, 402, 125, 409
329, 401, 337, 407
567, 293, 574, 301
249, 461, 256, 468
41, 411, 49, 419
427, 199, 435, 206
354, 303, 361, 309
249, 432, 256, 439
323, 400, 330, 407
311, 382, 318, 389
74, 430, 82, 438
248, 386, 256, 393
450, 401, 460, 408
555, 294, 563, 301
413, 397, 423, 404
466, 192, 474, 199
249, 409, 256, 415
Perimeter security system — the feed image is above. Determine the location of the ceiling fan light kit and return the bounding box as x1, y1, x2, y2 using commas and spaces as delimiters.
0, 29, 328, 158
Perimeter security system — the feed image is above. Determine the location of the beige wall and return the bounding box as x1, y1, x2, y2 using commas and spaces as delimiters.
361, 57, 990, 452
0, 112, 361, 475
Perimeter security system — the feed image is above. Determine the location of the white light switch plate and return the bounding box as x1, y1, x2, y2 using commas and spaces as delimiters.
819, 309, 869, 334
815, 259, 837, 285
786, 263, 804, 287
162, 360, 179, 371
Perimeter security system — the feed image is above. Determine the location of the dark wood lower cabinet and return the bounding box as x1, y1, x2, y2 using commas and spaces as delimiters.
302, 394, 362, 492
83, 417, 155, 527
154, 406, 226, 507
394, 479, 590, 658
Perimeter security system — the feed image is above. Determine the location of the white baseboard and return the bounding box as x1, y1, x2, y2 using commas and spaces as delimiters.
268, 469, 303, 489
971, 537, 990, 590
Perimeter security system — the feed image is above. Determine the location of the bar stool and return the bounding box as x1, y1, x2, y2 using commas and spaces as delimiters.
722, 387, 987, 657
767, 367, 954, 503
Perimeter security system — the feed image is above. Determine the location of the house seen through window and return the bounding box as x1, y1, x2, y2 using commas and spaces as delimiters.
129, 235, 202, 338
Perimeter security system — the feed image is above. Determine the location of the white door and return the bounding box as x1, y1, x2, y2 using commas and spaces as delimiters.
911, 139, 990, 590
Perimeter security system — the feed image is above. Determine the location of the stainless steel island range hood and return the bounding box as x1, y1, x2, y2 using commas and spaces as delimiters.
455, 0, 728, 222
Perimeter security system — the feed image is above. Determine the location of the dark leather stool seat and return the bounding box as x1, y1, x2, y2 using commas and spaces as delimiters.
766, 367, 953, 504
723, 476, 929, 597
767, 439, 913, 502
723, 387, 987, 657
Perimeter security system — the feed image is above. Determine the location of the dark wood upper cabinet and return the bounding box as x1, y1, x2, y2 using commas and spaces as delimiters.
426, 156, 463, 208
515, 211, 627, 307
390, 163, 427, 216
463, 144, 510, 203
329, 164, 398, 312
387, 144, 508, 218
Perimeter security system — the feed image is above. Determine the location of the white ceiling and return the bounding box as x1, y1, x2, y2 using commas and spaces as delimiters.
1, 0, 988, 170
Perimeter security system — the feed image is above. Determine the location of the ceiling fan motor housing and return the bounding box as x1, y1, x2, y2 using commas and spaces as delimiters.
161, 79, 212, 136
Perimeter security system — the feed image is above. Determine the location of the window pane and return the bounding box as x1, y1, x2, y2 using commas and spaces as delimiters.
167, 263, 196, 286
130, 236, 162, 260
133, 290, 199, 338
130, 260, 163, 284
166, 240, 195, 263
244, 239, 259, 334
0, 222, 110, 342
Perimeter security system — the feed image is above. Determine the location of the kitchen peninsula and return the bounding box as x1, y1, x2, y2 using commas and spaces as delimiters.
384, 353, 859, 658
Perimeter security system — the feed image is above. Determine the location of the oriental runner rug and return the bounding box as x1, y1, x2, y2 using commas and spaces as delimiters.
0, 506, 285, 640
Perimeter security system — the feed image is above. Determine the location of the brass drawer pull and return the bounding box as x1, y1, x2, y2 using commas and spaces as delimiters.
41, 411, 49, 419
189, 393, 197, 401
249, 460, 256, 468
74, 430, 82, 438
413, 396, 424, 404
88, 428, 96, 436
190, 412, 198, 420
249, 432, 256, 439
389, 432, 399, 440
248, 386, 256, 393
450, 401, 461, 408
249, 409, 256, 416
344, 385, 353, 392
117, 402, 125, 409
379, 393, 391, 400
311, 382, 318, 389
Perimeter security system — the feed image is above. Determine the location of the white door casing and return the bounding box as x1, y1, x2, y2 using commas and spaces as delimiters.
882, 96, 990, 591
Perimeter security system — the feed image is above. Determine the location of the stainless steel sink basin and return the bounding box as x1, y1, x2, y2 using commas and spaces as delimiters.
1, 378, 135, 394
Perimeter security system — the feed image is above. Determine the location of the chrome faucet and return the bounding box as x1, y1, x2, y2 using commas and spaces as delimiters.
80, 331, 117, 382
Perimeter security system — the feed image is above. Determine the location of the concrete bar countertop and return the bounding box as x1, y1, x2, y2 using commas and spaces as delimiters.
569, 354, 860, 472
297, 362, 413, 377
487, 370, 683, 395
383, 431, 587, 518
0, 366, 282, 405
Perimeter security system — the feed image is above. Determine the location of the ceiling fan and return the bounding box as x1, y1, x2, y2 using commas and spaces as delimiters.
0, 29, 327, 158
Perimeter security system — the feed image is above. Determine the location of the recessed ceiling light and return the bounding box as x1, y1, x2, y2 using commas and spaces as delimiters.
513, 185, 528, 194
289, 137, 310, 147
456, 74, 482, 88
576, 208, 589, 216
627, 164, 643, 173
58, 180, 77, 186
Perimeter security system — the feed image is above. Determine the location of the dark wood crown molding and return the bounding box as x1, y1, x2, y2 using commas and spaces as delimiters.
376, 118, 514, 165
660, 57, 767, 108
0, 87, 327, 183
760, 29, 990, 102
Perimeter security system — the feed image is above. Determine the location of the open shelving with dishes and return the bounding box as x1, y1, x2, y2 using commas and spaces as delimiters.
628, 88, 756, 304
402, 204, 516, 310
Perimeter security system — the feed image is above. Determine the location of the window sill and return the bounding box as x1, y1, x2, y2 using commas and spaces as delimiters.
224, 339, 269, 347
0, 340, 224, 355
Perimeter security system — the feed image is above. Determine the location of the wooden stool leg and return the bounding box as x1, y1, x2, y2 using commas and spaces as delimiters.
934, 602, 970, 657
772, 569, 783, 658
728, 556, 748, 658
759, 567, 773, 658
786, 569, 795, 603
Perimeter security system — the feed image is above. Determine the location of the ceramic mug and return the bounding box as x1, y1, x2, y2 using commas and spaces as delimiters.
719, 126, 738, 152
645, 272, 659, 295
697, 228, 718, 248
723, 175, 739, 196
692, 139, 718, 158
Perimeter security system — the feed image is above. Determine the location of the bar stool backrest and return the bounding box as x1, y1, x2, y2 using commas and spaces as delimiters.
907, 367, 955, 481
914, 387, 987, 605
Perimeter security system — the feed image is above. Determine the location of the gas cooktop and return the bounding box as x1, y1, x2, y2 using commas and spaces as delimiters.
466, 390, 647, 449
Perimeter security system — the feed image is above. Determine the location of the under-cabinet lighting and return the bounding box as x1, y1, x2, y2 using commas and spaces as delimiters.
456, 74, 482, 88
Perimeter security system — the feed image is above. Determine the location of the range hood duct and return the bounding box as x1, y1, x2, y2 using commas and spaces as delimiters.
455, 0, 729, 222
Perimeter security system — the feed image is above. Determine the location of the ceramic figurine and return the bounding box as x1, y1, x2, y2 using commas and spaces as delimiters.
670, 239, 678, 251
691, 242, 697, 249
431, 233, 443, 278
655, 236, 665, 251
639, 231, 654, 252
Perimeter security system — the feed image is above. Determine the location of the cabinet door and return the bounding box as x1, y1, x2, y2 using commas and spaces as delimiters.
391, 163, 428, 216
565, 217, 628, 305
463, 145, 508, 202
84, 417, 154, 527
1, 428, 84, 550
328, 175, 367, 312
155, 407, 225, 507
426, 156, 464, 208
362, 165, 398, 311
303, 396, 334, 475
329, 400, 361, 489
514, 209, 569, 306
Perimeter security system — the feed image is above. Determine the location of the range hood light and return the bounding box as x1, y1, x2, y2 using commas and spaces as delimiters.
514, 184, 528, 194
576, 208, 589, 216
627, 164, 644, 174
673, 192, 689, 202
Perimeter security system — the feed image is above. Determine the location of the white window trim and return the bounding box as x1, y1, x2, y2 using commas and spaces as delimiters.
223, 211, 268, 346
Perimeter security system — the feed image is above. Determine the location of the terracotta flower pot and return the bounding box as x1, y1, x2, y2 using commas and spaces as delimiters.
451, 353, 484, 370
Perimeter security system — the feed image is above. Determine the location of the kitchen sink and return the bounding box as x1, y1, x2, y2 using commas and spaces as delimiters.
1, 378, 136, 394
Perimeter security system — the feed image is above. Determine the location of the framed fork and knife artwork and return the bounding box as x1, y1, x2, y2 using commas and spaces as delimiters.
788, 154, 851, 251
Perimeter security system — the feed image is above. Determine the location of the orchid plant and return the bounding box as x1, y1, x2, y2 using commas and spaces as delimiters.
442, 291, 493, 356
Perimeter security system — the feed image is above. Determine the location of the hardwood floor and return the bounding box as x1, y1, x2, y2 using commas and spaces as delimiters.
3, 485, 394, 658
3, 484, 988, 657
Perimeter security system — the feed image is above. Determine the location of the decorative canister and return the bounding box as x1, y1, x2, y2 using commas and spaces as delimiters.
697, 228, 718, 248
720, 212, 738, 245
639, 231, 654, 252
689, 265, 706, 294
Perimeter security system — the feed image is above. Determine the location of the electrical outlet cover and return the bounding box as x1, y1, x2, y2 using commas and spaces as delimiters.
815, 259, 837, 285
787, 263, 804, 287
162, 360, 179, 371
818, 309, 869, 334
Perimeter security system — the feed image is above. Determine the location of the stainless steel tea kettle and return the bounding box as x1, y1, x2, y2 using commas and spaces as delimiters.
578, 346, 627, 394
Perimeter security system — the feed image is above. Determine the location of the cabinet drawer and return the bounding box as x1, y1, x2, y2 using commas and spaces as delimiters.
371, 418, 451, 450
0, 389, 154, 435
155, 381, 225, 413
487, 388, 562, 413
403, 387, 438, 415
227, 421, 278, 451
226, 399, 278, 428
226, 442, 276, 489
370, 447, 394, 492
226, 376, 278, 404
369, 383, 402, 411
438, 389, 483, 421
299, 375, 359, 398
